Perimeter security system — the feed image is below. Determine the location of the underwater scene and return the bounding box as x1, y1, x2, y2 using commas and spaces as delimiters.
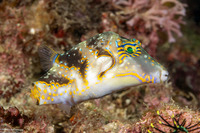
0, 0, 200, 132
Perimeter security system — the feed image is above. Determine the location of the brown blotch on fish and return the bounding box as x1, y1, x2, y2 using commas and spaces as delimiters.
59, 49, 83, 68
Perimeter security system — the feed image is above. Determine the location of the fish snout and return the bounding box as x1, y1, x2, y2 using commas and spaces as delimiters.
160, 70, 169, 82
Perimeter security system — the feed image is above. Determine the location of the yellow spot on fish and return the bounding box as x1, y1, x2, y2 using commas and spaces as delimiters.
54, 89, 56, 92
82, 89, 85, 92
49, 92, 51, 95
38, 87, 41, 91
44, 89, 47, 93
151, 63, 154, 66
60, 93, 63, 96
86, 86, 90, 89
53, 93, 56, 96
152, 60, 154, 62
44, 102, 47, 104
47, 96, 50, 100
41, 95, 45, 100
69, 91, 72, 95
65, 90, 67, 93
51, 98, 54, 101
50, 86, 54, 90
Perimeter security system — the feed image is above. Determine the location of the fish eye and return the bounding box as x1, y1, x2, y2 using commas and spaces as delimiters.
125, 46, 136, 54
117, 40, 142, 63
123, 43, 141, 57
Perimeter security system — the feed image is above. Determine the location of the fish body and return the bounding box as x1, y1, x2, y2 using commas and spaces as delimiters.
31, 31, 168, 113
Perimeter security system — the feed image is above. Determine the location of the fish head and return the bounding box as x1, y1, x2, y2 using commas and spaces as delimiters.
96, 32, 169, 88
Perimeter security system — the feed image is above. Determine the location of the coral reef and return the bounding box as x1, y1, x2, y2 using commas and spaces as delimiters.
103, 83, 173, 119
46, 0, 105, 46
150, 111, 200, 132
0, 7, 31, 101
0, 0, 63, 101
102, 0, 186, 56
51, 94, 200, 132
0, 106, 28, 129
0, 0, 199, 132
165, 23, 200, 107
131, 104, 200, 132
0, 106, 54, 132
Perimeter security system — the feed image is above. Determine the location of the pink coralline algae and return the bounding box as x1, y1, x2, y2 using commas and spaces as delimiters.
0, 106, 53, 132
23, 116, 53, 133
0, 39, 30, 100
102, 0, 186, 56
0, 106, 28, 128
0, 1, 54, 101
0, 7, 31, 101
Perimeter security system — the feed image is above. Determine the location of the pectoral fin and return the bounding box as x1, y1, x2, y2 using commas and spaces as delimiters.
58, 103, 72, 115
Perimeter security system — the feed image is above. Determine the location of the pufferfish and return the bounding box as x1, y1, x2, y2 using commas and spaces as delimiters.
31, 31, 168, 114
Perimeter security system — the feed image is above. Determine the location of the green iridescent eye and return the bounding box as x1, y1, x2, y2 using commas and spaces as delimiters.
117, 40, 142, 63
126, 47, 134, 54
125, 46, 136, 54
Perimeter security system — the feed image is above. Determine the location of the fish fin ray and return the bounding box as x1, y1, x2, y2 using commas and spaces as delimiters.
58, 103, 72, 115
38, 45, 58, 71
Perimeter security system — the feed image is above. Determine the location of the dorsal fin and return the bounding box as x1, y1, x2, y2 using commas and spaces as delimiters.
38, 45, 58, 71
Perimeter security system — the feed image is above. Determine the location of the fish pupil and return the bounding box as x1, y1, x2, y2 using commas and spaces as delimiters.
126, 47, 134, 54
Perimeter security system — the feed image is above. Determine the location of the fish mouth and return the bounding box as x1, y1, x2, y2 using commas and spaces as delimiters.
160, 69, 169, 82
